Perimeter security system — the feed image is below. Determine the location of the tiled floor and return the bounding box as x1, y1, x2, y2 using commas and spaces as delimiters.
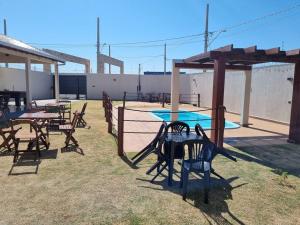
112, 102, 290, 152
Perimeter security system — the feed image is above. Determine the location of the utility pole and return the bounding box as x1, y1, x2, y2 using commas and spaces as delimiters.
204, 4, 209, 53
203, 4, 209, 72
4, 19, 8, 68
164, 43, 166, 75
97, 17, 100, 55
109, 45, 111, 74
96, 17, 102, 74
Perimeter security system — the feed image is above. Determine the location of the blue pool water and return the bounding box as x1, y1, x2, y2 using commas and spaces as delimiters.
151, 110, 240, 130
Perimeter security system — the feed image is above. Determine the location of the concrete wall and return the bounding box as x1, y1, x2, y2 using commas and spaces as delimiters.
1, 64, 293, 123
188, 64, 294, 123
0, 67, 53, 99
86, 73, 193, 100
86, 74, 172, 100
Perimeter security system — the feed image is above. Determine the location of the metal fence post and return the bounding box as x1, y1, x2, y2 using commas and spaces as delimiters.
162, 93, 165, 108
117, 107, 124, 156
197, 94, 200, 107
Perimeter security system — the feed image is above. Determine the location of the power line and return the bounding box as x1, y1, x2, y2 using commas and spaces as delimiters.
224, 3, 300, 32
26, 3, 300, 51
107, 33, 206, 46
115, 54, 164, 59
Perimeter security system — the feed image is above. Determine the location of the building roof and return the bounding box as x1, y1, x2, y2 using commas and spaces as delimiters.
0, 34, 64, 63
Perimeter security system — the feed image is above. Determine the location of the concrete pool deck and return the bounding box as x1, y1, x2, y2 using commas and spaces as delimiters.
112, 102, 290, 153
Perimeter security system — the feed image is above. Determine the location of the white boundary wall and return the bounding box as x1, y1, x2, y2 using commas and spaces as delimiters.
0, 64, 294, 123
188, 64, 294, 123
86, 64, 294, 123
0, 67, 53, 99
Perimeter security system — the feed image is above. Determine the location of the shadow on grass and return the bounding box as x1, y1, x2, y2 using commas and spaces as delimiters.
120, 155, 138, 169
8, 155, 40, 175
61, 145, 84, 155
137, 175, 247, 225
224, 135, 300, 177
41, 148, 58, 159
7, 148, 59, 175
0, 149, 14, 157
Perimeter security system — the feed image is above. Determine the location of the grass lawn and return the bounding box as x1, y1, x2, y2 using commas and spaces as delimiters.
0, 100, 300, 225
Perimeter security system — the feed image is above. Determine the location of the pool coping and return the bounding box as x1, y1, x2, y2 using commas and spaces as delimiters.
150, 109, 240, 130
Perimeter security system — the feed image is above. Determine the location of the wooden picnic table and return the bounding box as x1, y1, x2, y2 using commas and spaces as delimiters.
18, 111, 61, 148
46, 102, 68, 109
45, 101, 72, 120
19, 111, 60, 120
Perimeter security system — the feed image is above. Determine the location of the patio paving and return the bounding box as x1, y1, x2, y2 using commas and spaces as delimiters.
112, 102, 290, 153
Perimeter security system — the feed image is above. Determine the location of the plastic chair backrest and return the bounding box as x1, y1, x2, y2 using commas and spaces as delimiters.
151, 121, 167, 148
166, 121, 190, 134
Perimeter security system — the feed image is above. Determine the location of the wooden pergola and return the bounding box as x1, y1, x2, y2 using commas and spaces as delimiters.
171, 44, 300, 147
0, 34, 65, 108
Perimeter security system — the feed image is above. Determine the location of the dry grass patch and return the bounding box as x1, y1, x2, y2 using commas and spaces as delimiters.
0, 100, 299, 225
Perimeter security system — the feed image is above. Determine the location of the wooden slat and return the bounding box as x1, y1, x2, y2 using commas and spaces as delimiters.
214, 44, 233, 52
184, 51, 221, 63
265, 47, 280, 55
227, 54, 300, 64
286, 49, 300, 56
174, 62, 252, 70
184, 52, 211, 63
243, 46, 257, 54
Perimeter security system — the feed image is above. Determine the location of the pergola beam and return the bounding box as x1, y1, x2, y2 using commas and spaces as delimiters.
225, 55, 300, 64
286, 49, 300, 56
243, 46, 257, 54
265, 47, 281, 55
174, 62, 252, 71
0, 47, 56, 64
214, 44, 233, 52
43, 48, 90, 73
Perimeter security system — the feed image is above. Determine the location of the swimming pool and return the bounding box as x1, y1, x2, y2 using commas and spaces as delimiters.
151, 110, 240, 130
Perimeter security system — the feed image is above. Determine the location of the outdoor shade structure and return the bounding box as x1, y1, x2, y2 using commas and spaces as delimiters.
0, 34, 65, 108
43, 48, 90, 74
171, 44, 300, 147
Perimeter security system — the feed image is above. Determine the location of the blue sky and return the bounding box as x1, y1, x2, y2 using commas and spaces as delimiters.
1, 0, 300, 73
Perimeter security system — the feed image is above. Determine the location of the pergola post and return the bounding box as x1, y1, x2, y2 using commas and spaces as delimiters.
240, 70, 252, 126
288, 62, 300, 143
85, 62, 90, 74
171, 60, 180, 121
43, 64, 51, 74
211, 58, 226, 147
120, 63, 124, 75
25, 58, 32, 109
54, 62, 60, 102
